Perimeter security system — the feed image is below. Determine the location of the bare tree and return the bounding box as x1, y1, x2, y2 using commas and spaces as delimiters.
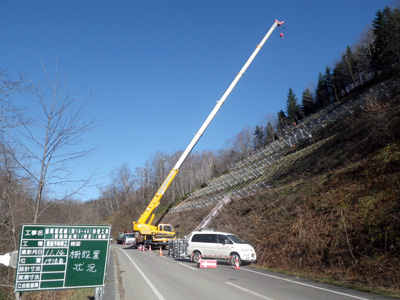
99, 163, 137, 213
0, 70, 31, 251
0, 141, 32, 252
0, 70, 28, 99
114, 163, 136, 207
9, 67, 98, 223
225, 126, 253, 159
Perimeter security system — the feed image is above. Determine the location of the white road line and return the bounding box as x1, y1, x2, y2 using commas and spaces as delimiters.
177, 261, 197, 270
226, 281, 274, 300
242, 268, 370, 300
115, 247, 166, 300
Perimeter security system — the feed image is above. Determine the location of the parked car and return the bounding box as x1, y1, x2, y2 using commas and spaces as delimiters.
123, 233, 136, 245
117, 233, 125, 244
186, 230, 256, 266
117, 232, 136, 245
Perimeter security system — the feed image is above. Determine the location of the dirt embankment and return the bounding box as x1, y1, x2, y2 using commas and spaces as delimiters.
162, 85, 400, 295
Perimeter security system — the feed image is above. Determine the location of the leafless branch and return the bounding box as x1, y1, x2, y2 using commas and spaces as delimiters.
5, 65, 99, 223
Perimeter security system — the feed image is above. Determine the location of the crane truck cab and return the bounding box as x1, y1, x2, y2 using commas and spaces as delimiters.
186, 230, 257, 266
133, 222, 175, 248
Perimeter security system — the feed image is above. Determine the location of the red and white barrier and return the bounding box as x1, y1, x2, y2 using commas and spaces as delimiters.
197, 256, 217, 269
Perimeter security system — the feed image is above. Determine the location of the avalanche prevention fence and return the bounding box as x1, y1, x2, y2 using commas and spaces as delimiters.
169, 78, 398, 215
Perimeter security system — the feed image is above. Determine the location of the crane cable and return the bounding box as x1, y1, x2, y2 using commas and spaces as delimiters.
279, 25, 292, 88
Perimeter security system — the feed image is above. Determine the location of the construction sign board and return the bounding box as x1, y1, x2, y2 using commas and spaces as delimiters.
15, 224, 111, 292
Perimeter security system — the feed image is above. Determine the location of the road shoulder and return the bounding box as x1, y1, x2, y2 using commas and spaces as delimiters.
103, 246, 121, 300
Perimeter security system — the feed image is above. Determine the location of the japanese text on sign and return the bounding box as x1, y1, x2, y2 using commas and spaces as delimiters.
15, 224, 111, 292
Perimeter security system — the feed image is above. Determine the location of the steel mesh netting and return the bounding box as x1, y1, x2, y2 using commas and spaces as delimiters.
168, 79, 396, 215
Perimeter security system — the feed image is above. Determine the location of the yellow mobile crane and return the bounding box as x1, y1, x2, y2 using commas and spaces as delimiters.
133, 19, 284, 247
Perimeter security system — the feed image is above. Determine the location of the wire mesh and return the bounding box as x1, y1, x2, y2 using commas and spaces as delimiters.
169, 80, 395, 214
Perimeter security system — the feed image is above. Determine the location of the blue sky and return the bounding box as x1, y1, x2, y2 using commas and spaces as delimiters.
1, 0, 393, 200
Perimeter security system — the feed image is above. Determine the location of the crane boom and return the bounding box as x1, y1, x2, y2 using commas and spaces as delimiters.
173, 19, 284, 171
133, 19, 284, 246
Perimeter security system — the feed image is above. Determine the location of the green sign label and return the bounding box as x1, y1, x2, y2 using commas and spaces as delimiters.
15, 224, 111, 292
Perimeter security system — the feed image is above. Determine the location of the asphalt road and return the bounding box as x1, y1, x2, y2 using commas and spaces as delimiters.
110, 244, 395, 300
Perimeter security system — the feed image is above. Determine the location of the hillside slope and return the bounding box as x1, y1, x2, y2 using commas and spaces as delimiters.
161, 77, 400, 294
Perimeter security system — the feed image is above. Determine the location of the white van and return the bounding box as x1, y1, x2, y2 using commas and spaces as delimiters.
186, 230, 256, 266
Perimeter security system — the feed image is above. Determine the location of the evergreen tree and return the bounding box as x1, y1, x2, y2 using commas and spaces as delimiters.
332, 46, 360, 99
253, 125, 265, 150
286, 88, 302, 124
371, 7, 400, 75
301, 88, 314, 117
264, 121, 276, 144
276, 110, 288, 137
315, 67, 334, 109
332, 60, 348, 98
353, 29, 376, 84
343, 46, 360, 86
314, 72, 325, 110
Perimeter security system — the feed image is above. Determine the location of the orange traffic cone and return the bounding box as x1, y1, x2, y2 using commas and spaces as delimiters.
149, 245, 152, 252
159, 248, 163, 256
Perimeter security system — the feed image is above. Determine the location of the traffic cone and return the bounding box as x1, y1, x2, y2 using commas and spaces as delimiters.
234, 257, 240, 270
196, 255, 202, 268
149, 245, 152, 252
159, 248, 163, 256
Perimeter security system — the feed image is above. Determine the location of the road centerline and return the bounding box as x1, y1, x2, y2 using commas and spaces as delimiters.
242, 268, 371, 300
177, 261, 197, 270
226, 281, 275, 300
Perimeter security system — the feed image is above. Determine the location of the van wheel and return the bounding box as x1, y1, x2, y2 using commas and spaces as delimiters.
230, 253, 241, 266
192, 251, 201, 263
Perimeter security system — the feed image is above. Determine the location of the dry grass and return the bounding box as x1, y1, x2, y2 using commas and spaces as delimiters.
163, 89, 400, 296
